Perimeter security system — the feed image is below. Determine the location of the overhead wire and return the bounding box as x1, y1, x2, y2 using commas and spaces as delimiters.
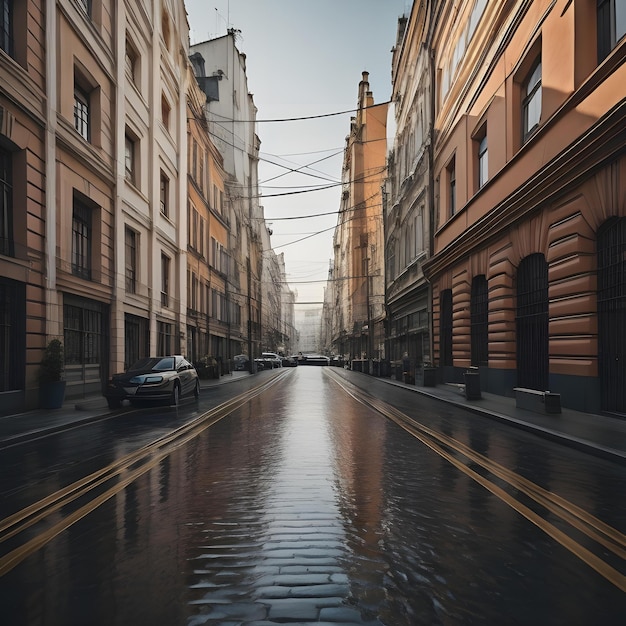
208, 100, 392, 123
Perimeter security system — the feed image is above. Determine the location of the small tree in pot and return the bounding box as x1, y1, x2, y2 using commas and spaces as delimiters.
39, 339, 66, 409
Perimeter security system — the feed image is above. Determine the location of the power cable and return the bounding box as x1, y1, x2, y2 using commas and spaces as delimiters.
208, 100, 392, 123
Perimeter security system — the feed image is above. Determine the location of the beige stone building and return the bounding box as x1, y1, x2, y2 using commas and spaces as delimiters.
1, 1, 190, 411
113, 0, 189, 381
49, 0, 119, 399
423, 0, 626, 413
328, 72, 387, 368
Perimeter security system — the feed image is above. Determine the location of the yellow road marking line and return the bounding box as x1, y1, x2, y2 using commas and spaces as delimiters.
0, 370, 292, 576
326, 369, 626, 593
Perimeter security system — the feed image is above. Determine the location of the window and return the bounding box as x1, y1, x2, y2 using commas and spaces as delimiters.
522, 60, 542, 141
157, 321, 173, 355
64, 301, 103, 368
192, 139, 197, 180
190, 272, 198, 311
72, 198, 92, 279
161, 253, 170, 307
125, 38, 137, 84
476, 129, 488, 189
124, 313, 149, 370
470, 275, 488, 366
125, 227, 137, 293
598, 0, 626, 62
161, 94, 170, 130
447, 157, 456, 217
161, 11, 171, 50
124, 133, 136, 184
160, 171, 169, 217
78, 0, 91, 18
74, 85, 90, 141
0, 147, 13, 257
199, 149, 204, 191
1, 0, 12, 55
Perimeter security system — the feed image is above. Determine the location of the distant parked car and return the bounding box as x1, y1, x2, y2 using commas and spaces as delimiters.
282, 355, 298, 367
104, 355, 199, 409
260, 352, 283, 369
299, 354, 330, 366
233, 354, 249, 371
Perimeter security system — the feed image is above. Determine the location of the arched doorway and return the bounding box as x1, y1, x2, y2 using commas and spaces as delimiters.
597, 217, 626, 415
516, 254, 549, 390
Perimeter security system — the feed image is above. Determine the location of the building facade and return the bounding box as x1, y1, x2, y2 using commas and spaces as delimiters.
190, 33, 266, 365
423, 0, 626, 414
113, 0, 189, 381
0, 0, 47, 413
383, 7, 433, 383
186, 61, 233, 369
328, 72, 388, 367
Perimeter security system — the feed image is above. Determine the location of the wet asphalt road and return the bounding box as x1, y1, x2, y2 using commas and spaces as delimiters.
0, 367, 625, 625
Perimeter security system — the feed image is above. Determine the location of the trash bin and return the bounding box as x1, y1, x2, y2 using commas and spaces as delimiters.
423, 366, 437, 387
463, 368, 481, 400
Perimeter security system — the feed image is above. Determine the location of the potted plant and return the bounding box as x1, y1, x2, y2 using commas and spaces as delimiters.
39, 339, 66, 409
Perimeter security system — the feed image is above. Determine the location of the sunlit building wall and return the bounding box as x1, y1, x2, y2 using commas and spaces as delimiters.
330, 72, 387, 366
423, 0, 626, 413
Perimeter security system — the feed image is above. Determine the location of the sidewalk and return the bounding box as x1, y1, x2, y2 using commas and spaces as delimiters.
0, 370, 251, 449
1, 368, 625, 465
369, 374, 626, 465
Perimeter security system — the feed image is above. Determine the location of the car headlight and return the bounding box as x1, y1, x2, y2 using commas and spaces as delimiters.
129, 375, 164, 384
143, 375, 164, 384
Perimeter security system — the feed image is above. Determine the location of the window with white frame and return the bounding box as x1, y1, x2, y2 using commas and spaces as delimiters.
74, 84, 90, 141
447, 156, 456, 217
598, 0, 626, 62
477, 129, 488, 189
522, 59, 542, 142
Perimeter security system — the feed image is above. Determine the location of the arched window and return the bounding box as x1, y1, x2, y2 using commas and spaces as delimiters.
597, 217, 626, 413
516, 254, 548, 389
470, 275, 488, 366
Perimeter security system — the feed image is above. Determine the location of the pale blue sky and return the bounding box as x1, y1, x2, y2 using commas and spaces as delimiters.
186, 0, 410, 304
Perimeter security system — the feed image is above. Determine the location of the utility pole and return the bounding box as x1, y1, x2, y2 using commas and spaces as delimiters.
365, 252, 372, 366
247, 257, 253, 372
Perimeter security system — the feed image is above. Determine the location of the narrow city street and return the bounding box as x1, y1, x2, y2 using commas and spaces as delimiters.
1, 367, 625, 625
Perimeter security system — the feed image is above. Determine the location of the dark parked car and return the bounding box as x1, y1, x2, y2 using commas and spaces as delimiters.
282, 356, 298, 367
298, 354, 330, 366
104, 355, 199, 409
